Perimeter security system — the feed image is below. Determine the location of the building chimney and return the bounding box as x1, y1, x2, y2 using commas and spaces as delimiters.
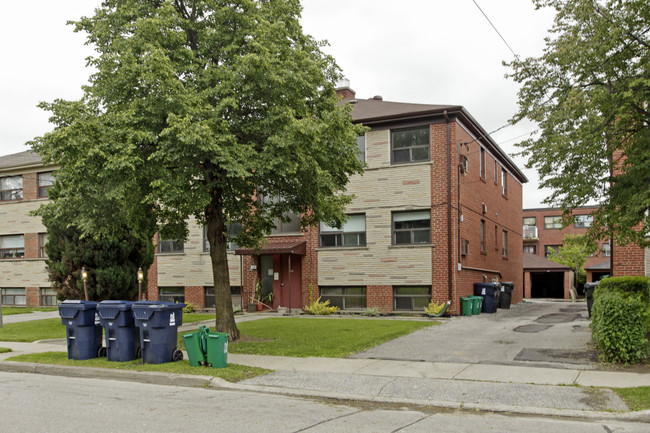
335, 77, 356, 99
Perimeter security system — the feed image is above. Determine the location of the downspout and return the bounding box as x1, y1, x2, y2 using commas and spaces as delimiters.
445, 111, 453, 302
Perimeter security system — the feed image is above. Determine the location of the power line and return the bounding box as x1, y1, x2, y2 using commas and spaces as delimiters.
471, 0, 518, 58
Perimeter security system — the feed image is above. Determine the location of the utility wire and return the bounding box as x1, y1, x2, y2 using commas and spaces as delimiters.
471, 0, 518, 57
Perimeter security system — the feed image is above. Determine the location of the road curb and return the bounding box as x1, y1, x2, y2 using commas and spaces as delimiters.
2, 361, 649, 423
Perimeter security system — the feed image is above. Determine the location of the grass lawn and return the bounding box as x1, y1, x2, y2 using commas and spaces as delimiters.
6, 351, 270, 383
0, 319, 65, 342
1, 307, 57, 316
0, 347, 11, 354
183, 313, 217, 324
614, 387, 650, 411
219, 317, 438, 358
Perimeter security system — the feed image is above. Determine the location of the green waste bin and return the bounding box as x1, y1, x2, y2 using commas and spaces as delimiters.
460, 297, 473, 316
471, 296, 483, 315
183, 326, 209, 367
206, 332, 229, 368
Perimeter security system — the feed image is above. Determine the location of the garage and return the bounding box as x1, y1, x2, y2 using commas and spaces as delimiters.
523, 253, 572, 299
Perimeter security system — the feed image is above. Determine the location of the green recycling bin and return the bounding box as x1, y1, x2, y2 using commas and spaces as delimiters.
206, 332, 229, 368
471, 296, 483, 315
460, 297, 473, 316
183, 327, 209, 367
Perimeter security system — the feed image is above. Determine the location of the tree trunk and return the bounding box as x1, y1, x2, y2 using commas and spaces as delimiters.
206, 200, 240, 341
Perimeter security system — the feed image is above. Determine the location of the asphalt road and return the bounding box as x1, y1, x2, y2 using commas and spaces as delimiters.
1, 371, 646, 432
351, 300, 597, 369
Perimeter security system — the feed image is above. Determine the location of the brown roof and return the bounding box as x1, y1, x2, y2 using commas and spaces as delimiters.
235, 241, 306, 256
585, 260, 611, 271
341, 97, 527, 184
523, 253, 571, 272
0, 150, 43, 170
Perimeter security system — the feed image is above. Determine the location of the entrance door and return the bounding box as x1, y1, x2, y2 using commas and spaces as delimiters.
272, 254, 302, 309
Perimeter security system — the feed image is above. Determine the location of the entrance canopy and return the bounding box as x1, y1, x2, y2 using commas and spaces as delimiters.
234, 241, 306, 256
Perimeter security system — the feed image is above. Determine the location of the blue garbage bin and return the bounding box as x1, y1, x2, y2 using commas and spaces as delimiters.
473, 283, 499, 314
133, 301, 185, 364
97, 300, 140, 362
59, 300, 104, 360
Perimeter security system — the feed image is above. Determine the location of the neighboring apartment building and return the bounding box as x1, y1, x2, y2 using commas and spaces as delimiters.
147, 85, 528, 315
0, 150, 57, 307
522, 206, 650, 298
2, 85, 528, 315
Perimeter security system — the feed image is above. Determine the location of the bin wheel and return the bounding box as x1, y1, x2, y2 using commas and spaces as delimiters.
172, 349, 183, 362
98, 347, 107, 358
136, 347, 142, 359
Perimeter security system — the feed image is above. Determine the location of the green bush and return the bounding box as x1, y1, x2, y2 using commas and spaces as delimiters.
595, 276, 650, 330
361, 307, 380, 317
591, 290, 649, 364
303, 297, 339, 315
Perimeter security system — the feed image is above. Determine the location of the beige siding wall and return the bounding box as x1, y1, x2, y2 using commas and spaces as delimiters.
0, 200, 47, 234
156, 217, 242, 287
318, 129, 433, 285
0, 260, 49, 287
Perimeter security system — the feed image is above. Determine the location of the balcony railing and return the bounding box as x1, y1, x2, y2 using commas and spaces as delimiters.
523, 225, 538, 240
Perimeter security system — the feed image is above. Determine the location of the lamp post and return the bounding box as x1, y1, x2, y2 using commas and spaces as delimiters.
137, 267, 144, 301
81, 266, 88, 301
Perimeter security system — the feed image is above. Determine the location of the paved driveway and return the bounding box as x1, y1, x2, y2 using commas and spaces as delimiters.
351, 300, 597, 369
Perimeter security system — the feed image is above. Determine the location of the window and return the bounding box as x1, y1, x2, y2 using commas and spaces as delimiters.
574, 215, 593, 228
0, 175, 23, 201
392, 211, 431, 245
357, 135, 365, 164
40, 288, 58, 306
502, 230, 508, 257
391, 126, 430, 164
205, 286, 241, 309
461, 239, 469, 256
602, 242, 611, 257
1, 288, 26, 305
320, 286, 366, 310
0, 234, 25, 259
494, 226, 498, 251
271, 212, 301, 234
544, 245, 561, 257
544, 216, 563, 229
38, 233, 48, 258
320, 214, 366, 247
394, 286, 431, 310
479, 147, 486, 179
480, 220, 486, 252
523, 217, 536, 226
494, 161, 498, 184
38, 172, 55, 198
523, 245, 537, 254
501, 169, 508, 195
158, 287, 185, 303
203, 223, 241, 252
157, 235, 184, 253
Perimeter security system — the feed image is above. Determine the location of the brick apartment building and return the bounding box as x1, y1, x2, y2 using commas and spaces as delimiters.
1, 84, 528, 315
0, 150, 56, 307
522, 206, 650, 298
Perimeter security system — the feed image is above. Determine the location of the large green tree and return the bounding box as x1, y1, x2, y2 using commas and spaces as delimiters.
31, 0, 364, 339
508, 0, 650, 246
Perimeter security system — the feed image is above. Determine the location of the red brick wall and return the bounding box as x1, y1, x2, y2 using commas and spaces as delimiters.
522, 206, 610, 269
23, 233, 39, 259
452, 122, 524, 312
367, 285, 392, 313
184, 286, 204, 309
612, 241, 645, 276
22, 173, 38, 200
146, 256, 158, 301
25, 287, 40, 307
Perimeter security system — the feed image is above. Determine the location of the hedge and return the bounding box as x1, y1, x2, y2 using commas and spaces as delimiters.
591, 276, 650, 364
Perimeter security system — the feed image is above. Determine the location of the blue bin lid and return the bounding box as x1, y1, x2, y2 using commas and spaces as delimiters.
98, 300, 134, 310
133, 301, 185, 311
59, 300, 98, 310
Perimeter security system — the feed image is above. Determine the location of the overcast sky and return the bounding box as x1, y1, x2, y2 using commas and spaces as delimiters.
0, 0, 556, 208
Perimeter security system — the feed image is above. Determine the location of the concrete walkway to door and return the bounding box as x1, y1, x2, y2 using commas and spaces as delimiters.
350, 300, 598, 370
